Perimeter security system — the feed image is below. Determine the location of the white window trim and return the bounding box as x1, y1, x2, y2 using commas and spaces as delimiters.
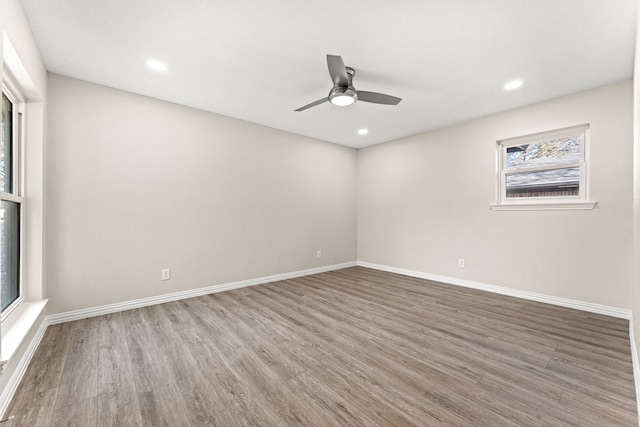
490, 201, 597, 211
1, 79, 26, 319
491, 124, 597, 211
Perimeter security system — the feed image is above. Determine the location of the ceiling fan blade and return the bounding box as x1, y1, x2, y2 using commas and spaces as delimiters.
357, 91, 402, 105
295, 97, 328, 112
327, 55, 349, 87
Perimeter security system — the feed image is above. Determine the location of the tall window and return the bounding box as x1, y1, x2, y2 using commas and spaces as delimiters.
495, 124, 593, 209
1, 90, 22, 313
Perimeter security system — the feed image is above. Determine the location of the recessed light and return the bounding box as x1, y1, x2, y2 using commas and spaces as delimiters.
146, 59, 167, 72
504, 80, 523, 91
358, 128, 369, 135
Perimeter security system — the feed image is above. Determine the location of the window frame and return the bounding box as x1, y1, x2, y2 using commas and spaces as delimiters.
491, 124, 597, 211
0, 79, 25, 319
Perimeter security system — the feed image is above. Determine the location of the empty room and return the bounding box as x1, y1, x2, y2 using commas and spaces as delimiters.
0, 0, 639, 425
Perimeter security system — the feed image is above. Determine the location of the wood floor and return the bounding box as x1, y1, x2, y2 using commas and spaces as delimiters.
4, 267, 638, 426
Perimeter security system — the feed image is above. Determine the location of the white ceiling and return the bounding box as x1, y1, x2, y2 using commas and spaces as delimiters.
20, 0, 637, 149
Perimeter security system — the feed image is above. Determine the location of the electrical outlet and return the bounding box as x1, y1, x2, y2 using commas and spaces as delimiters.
458, 259, 465, 268
316, 250, 322, 259
161, 268, 171, 280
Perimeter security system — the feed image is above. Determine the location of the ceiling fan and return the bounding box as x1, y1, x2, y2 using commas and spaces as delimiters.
295, 54, 402, 112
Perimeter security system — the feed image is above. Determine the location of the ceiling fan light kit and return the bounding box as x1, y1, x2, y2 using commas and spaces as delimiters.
329, 90, 357, 106
295, 55, 401, 112
329, 66, 357, 106
330, 93, 356, 106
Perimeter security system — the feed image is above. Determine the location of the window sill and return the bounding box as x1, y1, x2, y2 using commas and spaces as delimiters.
0, 300, 47, 372
490, 201, 598, 211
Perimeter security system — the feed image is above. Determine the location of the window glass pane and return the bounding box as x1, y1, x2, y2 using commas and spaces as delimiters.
1, 94, 12, 193
1, 200, 19, 311
506, 167, 580, 198
505, 136, 581, 171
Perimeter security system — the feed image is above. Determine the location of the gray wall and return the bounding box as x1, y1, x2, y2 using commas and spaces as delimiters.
45, 77, 636, 316
46, 74, 357, 314
358, 80, 633, 309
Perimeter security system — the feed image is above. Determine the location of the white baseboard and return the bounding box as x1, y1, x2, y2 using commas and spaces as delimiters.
357, 261, 632, 319
0, 315, 47, 418
47, 262, 357, 325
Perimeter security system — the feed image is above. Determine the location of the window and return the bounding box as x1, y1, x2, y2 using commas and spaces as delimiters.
0, 32, 47, 369
1, 89, 23, 313
492, 124, 596, 210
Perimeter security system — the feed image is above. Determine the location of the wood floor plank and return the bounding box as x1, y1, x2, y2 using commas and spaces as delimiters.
217, 346, 337, 427
307, 362, 440, 426
138, 384, 192, 427
211, 294, 309, 381
546, 356, 637, 403
5, 266, 637, 426
97, 394, 142, 427
477, 372, 597, 426
4, 323, 74, 424
161, 300, 242, 389
52, 317, 100, 412
49, 397, 97, 427
287, 371, 376, 427
219, 379, 290, 427
554, 340, 634, 388
277, 275, 556, 373
559, 388, 637, 426
4, 388, 57, 427
174, 297, 243, 352
97, 312, 143, 427
6, 323, 74, 406
196, 406, 248, 427
425, 382, 535, 427
252, 283, 469, 392
256, 280, 491, 387
145, 304, 229, 426
122, 308, 173, 394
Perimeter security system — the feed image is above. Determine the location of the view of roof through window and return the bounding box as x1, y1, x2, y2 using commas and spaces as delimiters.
505, 136, 581, 198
